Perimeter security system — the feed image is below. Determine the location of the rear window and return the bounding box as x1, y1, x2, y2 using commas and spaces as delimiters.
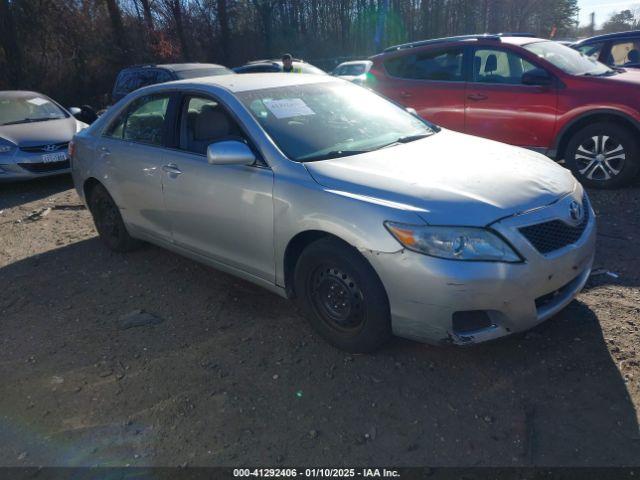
114, 69, 171, 97
175, 67, 233, 79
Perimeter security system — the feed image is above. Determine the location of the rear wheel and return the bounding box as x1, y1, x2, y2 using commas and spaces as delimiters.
564, 122, 639, 189
294, 237, 391, 353
88, 184, 141, 252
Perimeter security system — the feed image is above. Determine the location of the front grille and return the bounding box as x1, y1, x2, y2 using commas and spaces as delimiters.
18, 160, 70, 173
20, 142, 69, 153
535, 272, 581, 311
519, 196, 590, 254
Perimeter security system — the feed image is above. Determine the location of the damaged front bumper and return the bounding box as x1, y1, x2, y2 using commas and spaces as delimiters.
362, 194, 596, 345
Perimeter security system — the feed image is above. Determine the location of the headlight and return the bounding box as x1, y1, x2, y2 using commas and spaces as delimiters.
385, 222, 522, 262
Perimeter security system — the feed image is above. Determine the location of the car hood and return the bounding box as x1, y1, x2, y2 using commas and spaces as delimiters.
0, 117, 78, 147
599, 68, 640, 85
304, 130, 577, 226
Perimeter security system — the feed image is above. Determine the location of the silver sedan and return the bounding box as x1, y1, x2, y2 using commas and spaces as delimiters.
0, 91, 88, 181
70, 74, 596, 352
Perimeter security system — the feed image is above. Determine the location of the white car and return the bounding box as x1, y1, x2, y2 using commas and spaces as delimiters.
332, 60, 373, 84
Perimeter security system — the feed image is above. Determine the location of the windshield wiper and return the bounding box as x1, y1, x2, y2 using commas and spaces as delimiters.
376, 133, 432, 150
301, 149, 370, 162
2, 117, 60, 126
581, 70, 617, 77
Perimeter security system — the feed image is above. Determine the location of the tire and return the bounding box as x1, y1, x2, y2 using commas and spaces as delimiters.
88, 184, 141, 252
293, 237, 391, 353
564, 122, 640, 189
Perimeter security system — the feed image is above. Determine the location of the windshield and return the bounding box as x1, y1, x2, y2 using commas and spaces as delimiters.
0, 95, 68, 125
337, 64, 366, 76
237, 82, 435, 162
524, 40, 614, 76
176, 67, 233, 79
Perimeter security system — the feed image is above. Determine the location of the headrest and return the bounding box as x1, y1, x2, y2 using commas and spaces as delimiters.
484, 54, 497, 73
194, 105, 230, 141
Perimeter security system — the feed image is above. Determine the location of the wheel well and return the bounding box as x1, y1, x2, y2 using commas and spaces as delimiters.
557, 113, 639, 160
283, 230, 354, 298
83, 177, 101, 203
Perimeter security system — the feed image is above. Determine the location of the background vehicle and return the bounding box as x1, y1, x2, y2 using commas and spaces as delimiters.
71, 74, 594, 352
369, 33, 640, 188
233, 59, 326, 74
572, 31, 640, 69
0, 91, 87, 181
332, 60, 373, 84
111, 63, 233, 103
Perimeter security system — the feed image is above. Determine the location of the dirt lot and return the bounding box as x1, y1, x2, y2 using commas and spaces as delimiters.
0, 175, 639, 467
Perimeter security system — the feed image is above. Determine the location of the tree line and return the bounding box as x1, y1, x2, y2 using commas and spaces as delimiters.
0, 0, 634, 108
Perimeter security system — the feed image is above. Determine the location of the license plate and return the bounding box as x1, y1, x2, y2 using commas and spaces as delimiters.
41, 152, 67, 163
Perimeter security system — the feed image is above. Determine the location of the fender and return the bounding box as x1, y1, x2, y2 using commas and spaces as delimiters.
552, 107, 640, 156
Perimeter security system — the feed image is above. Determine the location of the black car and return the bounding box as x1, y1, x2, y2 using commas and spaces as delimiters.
233, 59, 326, 75
571, 30, 640, 69
111, 63, 233, 103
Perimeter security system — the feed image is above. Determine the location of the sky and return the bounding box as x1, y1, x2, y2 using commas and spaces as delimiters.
577, 0, 640, 26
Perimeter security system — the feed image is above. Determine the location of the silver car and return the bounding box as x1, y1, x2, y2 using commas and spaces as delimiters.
70, 74, 596, 352
0, 91, 88, 181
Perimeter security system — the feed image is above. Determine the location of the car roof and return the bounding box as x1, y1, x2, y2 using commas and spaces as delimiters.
379, 33, 542, 54
166, 72, 337, 93
123, 63, 228, 72
0, 90, 50, 99
573, 30, 640, 45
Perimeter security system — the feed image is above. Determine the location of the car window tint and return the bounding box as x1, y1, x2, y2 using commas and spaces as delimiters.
384, 48, 463, 81
608, 40, 640, 66
180, 96, 245, 155
472, 48, 537, 84
576, 42, 605, 60
105, 94, 170, 146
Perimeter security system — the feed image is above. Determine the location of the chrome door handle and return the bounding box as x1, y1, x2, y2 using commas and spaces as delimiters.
467, 93, 488, 101
100, 146, 111, 156
162, 164, 183, 175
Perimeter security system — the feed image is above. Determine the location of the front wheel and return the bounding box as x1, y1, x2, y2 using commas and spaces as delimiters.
294, 237, 392, 353
564, 122, 640, 189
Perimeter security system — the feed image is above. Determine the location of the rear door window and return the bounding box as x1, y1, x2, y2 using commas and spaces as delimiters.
384, 48, 464, 81
105, 94, 172, 146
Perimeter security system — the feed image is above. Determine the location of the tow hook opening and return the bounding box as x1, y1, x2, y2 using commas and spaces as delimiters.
452, 310, 493, 336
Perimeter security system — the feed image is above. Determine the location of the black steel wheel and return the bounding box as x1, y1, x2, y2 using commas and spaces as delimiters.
294, 237, 391, 352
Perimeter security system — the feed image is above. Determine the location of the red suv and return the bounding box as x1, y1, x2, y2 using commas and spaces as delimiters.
369, 34, 640, 188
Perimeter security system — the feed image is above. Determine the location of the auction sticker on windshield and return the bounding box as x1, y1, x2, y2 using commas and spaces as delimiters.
263, 98, 315, 119
27, 97, 50, 106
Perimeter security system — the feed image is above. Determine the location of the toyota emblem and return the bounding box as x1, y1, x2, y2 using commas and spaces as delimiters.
569, 201, 583, 222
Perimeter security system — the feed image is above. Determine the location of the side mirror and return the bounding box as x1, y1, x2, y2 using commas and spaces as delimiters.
406, 107, 418, 116
522, 68, 553, 86
207, 140, 256, 166
69, 107, 82, 116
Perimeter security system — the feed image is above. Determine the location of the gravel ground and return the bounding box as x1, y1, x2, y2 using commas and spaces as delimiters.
0, 175, 638, 467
